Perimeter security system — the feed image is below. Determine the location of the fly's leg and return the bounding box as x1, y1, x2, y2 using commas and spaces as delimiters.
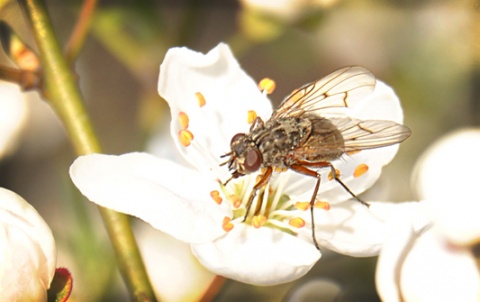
289, 164, 323, 250
293, 160, 369, 207
243, 166, 273, 222
328, 165, 369, 207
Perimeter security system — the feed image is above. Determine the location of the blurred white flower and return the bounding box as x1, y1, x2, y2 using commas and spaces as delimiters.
376, 128, 480, 302
70, 43, 408, 285
0, 81, 28, 158
0, 187, 57, 301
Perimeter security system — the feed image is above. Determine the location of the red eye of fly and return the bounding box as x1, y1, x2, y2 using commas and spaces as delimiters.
244, 149, 262, 172
230, 133, 245, 145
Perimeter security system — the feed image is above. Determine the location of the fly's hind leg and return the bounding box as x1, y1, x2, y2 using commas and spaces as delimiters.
327, 165, 369, 207
289, 163, 325, 250
289, 160, 370, 251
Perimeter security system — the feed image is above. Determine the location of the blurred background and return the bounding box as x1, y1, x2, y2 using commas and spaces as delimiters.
0, 0, 478, 301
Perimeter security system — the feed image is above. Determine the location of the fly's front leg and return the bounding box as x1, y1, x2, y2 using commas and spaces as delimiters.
243, 166, 273, 221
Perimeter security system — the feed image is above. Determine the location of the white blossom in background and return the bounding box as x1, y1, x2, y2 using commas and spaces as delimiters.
0, 81, 27, 158
376, 128, 480, 302
0, 187, 57, 301
70, 43, 409, 285
240, 0, 339, 21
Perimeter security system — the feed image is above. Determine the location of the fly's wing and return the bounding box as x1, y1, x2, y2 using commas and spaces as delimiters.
329, 117, 412, 151
270, 66, 376, 119
291, 117, 411, 162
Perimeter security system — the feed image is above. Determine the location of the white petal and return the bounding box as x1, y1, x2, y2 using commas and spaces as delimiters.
0, 81, 28, 158
0, 188, 56, 301
191, 224, 320, 285
352, 80, 405, 123
69, 152, 228, 243
413, 128, 480, 244
158, 43, 272, 180
300, 200, 412, 256
400, 229, 480, 302
375, 201, 432, 302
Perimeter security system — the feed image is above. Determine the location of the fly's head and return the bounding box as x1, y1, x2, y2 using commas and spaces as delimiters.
220, 133, 263, 183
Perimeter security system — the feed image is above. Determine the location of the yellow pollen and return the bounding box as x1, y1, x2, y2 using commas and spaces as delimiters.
247, 110, 257, 124
252, 215, 267, 228
288, 88, 302, 103
315, 201, 331, 210
328, 169, 340, 181
222, 217, 234, 232
178, 112, 189, 129
346, 150, 361, 156
274, 167, 288, 173
258, 78, 276, 94
210, 190, 222, 204
354, 163, 369, 178
178, 129, 194, 147
195, 92, 206, 107
289, 217, 306, 228
228, 194, 242, 208
294, 201, 311, 211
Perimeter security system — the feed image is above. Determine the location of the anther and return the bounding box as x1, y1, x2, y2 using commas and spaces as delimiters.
222, 217, 234, 232
289, 217, 306, 228
252, 215, 267, 228
210, 190, 222, 204
328, 169, 341, 181
353, 163, 369, 178
247, 110, 257, 124
346, 150, 361, 156
178, 129, 194, 147
258, 78, 276, 94
294, 201, 311, 211
314, 201, 331, 210
195, 92, 206, 107
178, 112, 189, 129
228, 194, 242, 209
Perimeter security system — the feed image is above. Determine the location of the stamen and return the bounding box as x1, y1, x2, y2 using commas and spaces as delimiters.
210, 190, 222, 204
195, 92, 206, 107
252, 215, 267, 228
258, 78, 276, 94
328, 169, 341, 181
346, 150, 361, 156
178, 112, 189, 129
294, 201, 311, 211
289, 217, 306, 228
222, 217, 234, 232
314, 201, 331, 210
178, 129, 194, 147
353, 163, 369, 178
247, 110, 257, 124
228, 194, 242, 209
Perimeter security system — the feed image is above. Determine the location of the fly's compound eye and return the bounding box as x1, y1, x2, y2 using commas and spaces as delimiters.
230, 133, 245, 146
244, 149, 262, 172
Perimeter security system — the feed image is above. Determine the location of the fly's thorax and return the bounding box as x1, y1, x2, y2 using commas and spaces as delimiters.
253, 117, 312, 167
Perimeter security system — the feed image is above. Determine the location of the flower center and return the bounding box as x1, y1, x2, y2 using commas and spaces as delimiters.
214, 172, 328, 234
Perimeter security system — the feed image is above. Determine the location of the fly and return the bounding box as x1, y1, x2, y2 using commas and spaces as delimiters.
220, 66, 411, 250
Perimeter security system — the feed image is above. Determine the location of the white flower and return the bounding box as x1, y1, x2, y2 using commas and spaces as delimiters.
70, 43, 408, 285
0, 81, 28, 159
376, 129, 480, 302
0, 187, 57, 301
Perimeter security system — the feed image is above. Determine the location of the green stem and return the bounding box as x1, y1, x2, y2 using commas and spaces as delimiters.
21, 1, 157, 301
